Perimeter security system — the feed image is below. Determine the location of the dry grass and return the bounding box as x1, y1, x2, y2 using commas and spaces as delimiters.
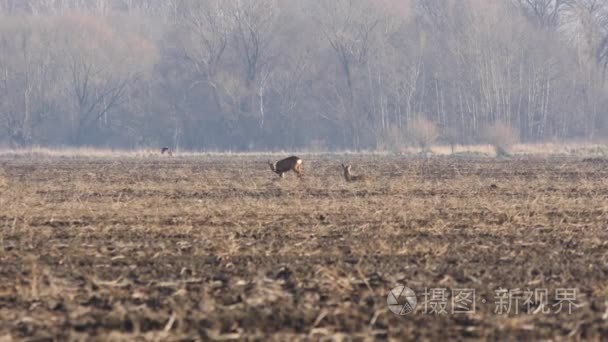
423, 142, 608, 156
0, 169, 7, 188
2, 142, 608, 158
483, 122, 518, 157
1, 154, 608, 340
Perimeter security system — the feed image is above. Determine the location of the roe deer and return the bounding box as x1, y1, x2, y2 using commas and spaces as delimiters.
268, 156, 303, 178
161, 147, 173, 156
341, 164, 366, 182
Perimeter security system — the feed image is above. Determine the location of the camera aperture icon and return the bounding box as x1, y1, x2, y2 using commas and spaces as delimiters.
387, 285, 417, 315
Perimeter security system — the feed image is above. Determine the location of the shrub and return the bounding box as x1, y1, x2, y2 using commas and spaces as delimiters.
483, 121, 517, 157
408, 117, 438, 152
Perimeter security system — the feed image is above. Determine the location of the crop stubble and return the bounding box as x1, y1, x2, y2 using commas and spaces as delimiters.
1, 155, 608, 340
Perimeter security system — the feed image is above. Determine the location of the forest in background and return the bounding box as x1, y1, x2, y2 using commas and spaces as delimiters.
1, 0, 608, 151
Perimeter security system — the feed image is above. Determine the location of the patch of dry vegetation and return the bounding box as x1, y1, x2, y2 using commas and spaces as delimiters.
1, 155, 608, 340
0, 168, 7, 188
408, 118, 439, 152
4, 141, 608, 159
483, 122, 518, 157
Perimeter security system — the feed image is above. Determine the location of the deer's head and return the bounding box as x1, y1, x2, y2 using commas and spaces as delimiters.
268, 161, 276, 172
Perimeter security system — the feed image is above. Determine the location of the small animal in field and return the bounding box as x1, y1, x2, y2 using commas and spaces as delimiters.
341, 164, 366, 182
268, 156, 303, 178
161, 147, 173, 156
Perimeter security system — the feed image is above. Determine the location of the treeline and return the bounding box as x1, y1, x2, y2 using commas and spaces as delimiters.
1, 0, 608, 151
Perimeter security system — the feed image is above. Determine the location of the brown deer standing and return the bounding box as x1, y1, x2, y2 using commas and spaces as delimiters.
341, 164, 366, 182
268, 156, 303, 178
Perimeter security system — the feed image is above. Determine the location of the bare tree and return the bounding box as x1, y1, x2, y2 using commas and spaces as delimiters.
176, 0, 234, 114
312, 0, 386, 149
515, 0, 569, 29
561, 0, 608, 138
0, 0, 607, 150
54, 13, 156, 145
0, 15, 57, 147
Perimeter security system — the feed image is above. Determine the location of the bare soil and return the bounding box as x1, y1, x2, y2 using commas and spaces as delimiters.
1, 155, 608, 340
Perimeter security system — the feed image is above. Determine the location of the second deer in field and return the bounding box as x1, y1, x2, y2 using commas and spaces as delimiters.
268, 156, 303, 178
341, 164, 366, 182
161, 147, 173, 156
